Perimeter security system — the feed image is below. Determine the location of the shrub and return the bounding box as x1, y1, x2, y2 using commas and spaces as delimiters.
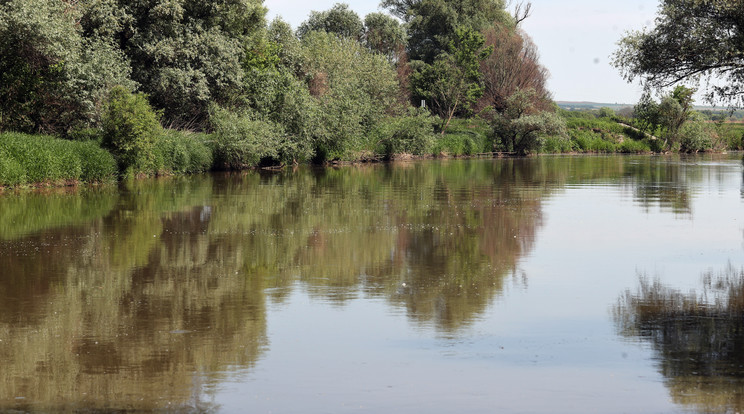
679, 120, 714, 153
618, 139, 652, 153
101, 86, 162, 175
541, 135, 573, 153
154, 130, 213, 174
371, 108, 436, 158
209, 106, 282, 169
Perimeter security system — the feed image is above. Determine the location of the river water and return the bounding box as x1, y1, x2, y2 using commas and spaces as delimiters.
0, 154, 742, 413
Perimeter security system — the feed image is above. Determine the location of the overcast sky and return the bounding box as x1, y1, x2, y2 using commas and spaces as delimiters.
264, 0, 661, 105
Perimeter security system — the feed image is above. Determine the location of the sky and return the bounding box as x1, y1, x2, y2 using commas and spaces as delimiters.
264, 0, 661, 105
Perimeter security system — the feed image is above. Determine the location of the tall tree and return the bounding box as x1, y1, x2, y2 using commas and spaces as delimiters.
613, 0, 744, 105
382, 0, 510, 62
88, 0, 268, 127
363, 12, 407, 62
478, 24, 551, 114
410, 27, 492, 132
296, 3, 364, 41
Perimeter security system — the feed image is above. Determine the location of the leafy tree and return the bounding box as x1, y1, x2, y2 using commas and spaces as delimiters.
633, 86, 696, 150
0, 0, 133, 134
411, 27, 492, 132
613, 0, 744, 105
267, 18, 304, 74
300, 31, 400, 160
678, 112, 715, 153
634, 92, 662, 133
208, 106, 282, 169
91, 0, 268, 127
296, 3, 364, 41
598, 107, 615, 119
492, 88, 567, 154
363, 12, 407, 61
478, 24, 551, 114
383, 0, 510, 62
101, 86, 162, 175
658, 86, 695, 146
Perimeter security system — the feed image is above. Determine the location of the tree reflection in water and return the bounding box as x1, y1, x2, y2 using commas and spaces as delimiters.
0, 155, 735, 412
615, 265, 744, 413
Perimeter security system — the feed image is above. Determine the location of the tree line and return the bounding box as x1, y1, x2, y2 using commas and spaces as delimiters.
0, 0, 560, 182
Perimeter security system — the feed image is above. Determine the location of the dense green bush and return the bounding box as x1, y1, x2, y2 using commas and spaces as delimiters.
541, 135, 573, 153
0, 0, 134, 135
300, 31, 399, 161
153, 130, 214, 175
618, 138, 652, 153
0, 132, 116, 186
679, 119, 714, 153
101, 86, 163, 176
717, 123, 744, 150
209, 106, 283, 169
371, 109, 436, 158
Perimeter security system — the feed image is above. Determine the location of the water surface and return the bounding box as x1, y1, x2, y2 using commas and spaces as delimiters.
0, 155, 742, 413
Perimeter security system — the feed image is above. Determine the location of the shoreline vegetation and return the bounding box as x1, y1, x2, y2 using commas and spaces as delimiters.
1, 1, 743, 190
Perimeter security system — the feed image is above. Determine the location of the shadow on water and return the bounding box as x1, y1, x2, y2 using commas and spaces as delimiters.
614, 264, 744, 413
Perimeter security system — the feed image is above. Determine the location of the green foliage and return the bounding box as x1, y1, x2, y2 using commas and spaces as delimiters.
598, 107, 615, 118
541, 135, 573, 153
153, 130, 214, 174
300, 31, 399, 161
0, 0, 133, 134
492, 89, 568, 154
678, 116, 714, 153
209, 106, 282, 169
101, 86, 163, 175
388, 0, 510, 62
363, 13, 406, 60
243, 68, 318, 163
561, 115, 653, 154
634, 93, 662, 133
433, 118, 490, 155
0, 132, 116, 186
411, 27, 491, 131
268, 18, 304, 73
297, 3, 364, 40
102, 0, 268, 126
73, 140, 119, 182
613, 0, 744, 105
716, 123, 744, 151
370, 108, 436, 158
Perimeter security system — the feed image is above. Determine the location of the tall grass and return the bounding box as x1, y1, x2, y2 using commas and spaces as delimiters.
435, 118, 490, 156
0, 132, 117, 187
153, 130, 213, 175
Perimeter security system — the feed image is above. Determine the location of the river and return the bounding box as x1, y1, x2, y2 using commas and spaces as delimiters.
0, 154, 742, 413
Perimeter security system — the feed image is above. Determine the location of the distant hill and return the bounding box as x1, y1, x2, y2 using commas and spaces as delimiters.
556, 101, 632, 111
557, 101, 733, 112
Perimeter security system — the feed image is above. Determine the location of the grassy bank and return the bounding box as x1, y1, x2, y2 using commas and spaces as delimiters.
0, 132, 117, 187
2, 110, 742, 189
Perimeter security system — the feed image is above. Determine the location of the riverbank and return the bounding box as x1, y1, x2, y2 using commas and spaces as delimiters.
2, 113, 742, 190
